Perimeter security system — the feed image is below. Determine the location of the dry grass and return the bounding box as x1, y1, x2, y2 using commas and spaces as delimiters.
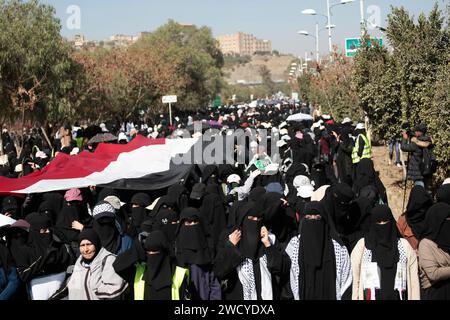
372, 146, 412, 220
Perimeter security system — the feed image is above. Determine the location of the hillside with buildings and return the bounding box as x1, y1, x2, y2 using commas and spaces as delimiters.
69, 29, 294, 85
223, 54, 295, 85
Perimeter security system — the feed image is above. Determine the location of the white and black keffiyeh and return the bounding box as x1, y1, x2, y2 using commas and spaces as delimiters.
361, 239, 408, 300
285, 235, 352, 300
236, 234, 275, 300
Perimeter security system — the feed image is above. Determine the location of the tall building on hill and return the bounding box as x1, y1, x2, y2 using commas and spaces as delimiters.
217, 32, 272, 56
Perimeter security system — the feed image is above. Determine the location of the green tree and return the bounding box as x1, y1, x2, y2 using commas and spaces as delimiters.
296, 52, 361, 122
133, 20, 225, 112
0, 0, 78, 143
354, 4, 449, 182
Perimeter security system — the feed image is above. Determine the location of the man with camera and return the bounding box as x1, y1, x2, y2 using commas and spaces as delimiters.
401, 124, 435, 188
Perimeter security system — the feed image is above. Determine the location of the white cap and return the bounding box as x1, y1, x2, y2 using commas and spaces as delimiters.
227, 174, 241, 184
70, 148, 80, 156
322, 114, 331, 120
118, 132, 127, 142
342, 117, 352, 125
281, 135, 291, 142
14, 164, 23, 173
0, 155, 8, 166
280, 128, 289, 136
293, 175, 314, 199
276, 140, 287, 148
279, 122, 288, 129
356, 123, 365, 130
35, 151, 48, 159
100, 123, 108, 132
150, 132, 159, 139
104, 196, 125, 210
443, 178, 450, 185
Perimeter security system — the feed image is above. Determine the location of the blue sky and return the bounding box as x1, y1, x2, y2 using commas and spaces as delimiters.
43, 0, 445, 57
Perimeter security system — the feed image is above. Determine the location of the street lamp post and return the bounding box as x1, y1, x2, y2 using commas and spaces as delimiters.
326, 0, 332, 58
298, 30, 319, 64
302, 0, 355, 61
360, 0, 365, 35
315, 23, 320, 64
298, 24, 334, 65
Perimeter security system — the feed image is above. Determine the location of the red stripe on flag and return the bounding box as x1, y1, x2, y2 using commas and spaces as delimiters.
0, 136, 165, 194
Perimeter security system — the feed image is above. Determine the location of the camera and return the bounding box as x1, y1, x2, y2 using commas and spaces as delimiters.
401, 122, 414, 138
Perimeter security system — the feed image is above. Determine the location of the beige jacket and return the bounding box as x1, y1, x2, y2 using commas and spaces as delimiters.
418, 238, 450, 289
351, 238, 420, 300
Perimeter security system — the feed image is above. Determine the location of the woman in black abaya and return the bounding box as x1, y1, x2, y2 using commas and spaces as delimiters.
418, 202, 450, 300
175, 207, 221, 300
285, 201, 352, 300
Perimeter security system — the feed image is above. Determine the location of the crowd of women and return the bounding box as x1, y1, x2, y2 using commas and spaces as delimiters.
1, 101, 449, 300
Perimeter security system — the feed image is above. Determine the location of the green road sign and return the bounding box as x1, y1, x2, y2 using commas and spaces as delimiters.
345, 38, 383, 57
213, 96, 222, 108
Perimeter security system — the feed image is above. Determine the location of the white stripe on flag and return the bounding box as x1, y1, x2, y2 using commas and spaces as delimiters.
14, 138, 198, 194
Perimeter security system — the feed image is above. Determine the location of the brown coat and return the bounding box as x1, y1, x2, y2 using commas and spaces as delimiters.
418, 238, 450, 289
397, 215, 419, 251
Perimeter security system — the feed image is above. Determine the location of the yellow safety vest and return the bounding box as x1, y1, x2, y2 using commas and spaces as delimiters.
352, 134, 372, 164
171, 267, 189, 300
134, 263, 189, 300
134, 263, 146, 300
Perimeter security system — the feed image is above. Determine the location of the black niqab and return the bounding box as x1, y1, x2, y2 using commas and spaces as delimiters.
236, 202, 263, 260
93, 217, 119, 253
436, 184, 450, 205
167, 184, 189, 211
425, 203, 450, 255
353, 159, 376, 195
248, 187, 266, 202
365, 205, 399, 300
143, 230, 172, 296
405, 185, 432, 239
320, 184, 352, 244
154, 209, 179, 244
298, 202, 336, 300
26, 213, 52, 247
175, 208, 212, 266
200, 186, 226, 248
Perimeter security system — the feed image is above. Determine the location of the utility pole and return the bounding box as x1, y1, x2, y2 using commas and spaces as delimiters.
360, 0, 366, 35
326, 0, 333, 60
315, 23, 320, 64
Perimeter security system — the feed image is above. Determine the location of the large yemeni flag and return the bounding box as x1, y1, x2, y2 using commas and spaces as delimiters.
0, 136, 198, 195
